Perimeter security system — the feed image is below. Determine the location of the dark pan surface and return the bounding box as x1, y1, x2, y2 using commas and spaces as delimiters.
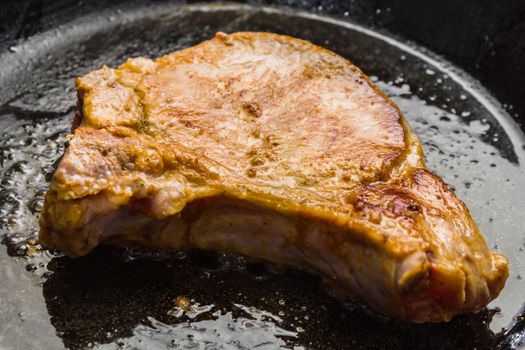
1, 3, 525, 349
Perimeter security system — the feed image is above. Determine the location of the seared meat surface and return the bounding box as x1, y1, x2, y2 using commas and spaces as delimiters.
39, 32, 508, 323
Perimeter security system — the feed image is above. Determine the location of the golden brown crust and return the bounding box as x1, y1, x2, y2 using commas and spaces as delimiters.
39, 32, 508, 323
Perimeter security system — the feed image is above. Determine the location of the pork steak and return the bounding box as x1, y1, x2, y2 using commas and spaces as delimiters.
39, 32, 508, 323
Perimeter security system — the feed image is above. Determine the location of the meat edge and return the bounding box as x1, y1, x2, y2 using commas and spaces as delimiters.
38, 192, 508, 324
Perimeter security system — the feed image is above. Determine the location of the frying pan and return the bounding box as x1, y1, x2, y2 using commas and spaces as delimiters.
1, 1, 525, 349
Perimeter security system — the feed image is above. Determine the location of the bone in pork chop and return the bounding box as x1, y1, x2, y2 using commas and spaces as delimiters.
39, 32, 508, 323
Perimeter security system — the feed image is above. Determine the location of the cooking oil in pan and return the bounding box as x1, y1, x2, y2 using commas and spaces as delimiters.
0, 3, 524, 349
